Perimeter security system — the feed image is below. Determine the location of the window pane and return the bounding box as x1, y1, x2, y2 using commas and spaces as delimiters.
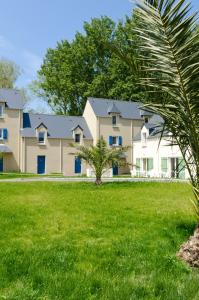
112, 136, 117, 144
38, 132, 45, 143
75, 134, 80, 143
112, 116, 116, 125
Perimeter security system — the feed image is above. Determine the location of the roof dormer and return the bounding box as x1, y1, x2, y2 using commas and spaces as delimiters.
72, 125, 84, 144
140, 109, 153, 124
107, 102, 121, 115
107, 103, 121, 127
35, 123, 48, 145
141, 125, 149, 147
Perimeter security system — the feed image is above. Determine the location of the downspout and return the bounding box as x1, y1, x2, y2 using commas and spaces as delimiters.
131, 120, 133, 171
97, 117, 100, 142
24, 137, 26, 173
18, 110, 21, 172
60, 139, 63, 174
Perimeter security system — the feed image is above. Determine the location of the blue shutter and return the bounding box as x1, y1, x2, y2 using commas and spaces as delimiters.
118, 136, 122, 146
3, 129, 8, 140
109, 136, 113, 146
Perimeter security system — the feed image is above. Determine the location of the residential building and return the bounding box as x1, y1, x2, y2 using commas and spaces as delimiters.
0, 90, 144, 176
0, 89, 187, 178
83, 98, 144, 175
132, 120, 188, 179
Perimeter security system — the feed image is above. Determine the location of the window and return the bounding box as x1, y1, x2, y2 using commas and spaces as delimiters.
0, 129, 7, 140
38, 132, 45, 144
112, 115, 117, 126
144, 117, 148, 123
112, 136, 117, 145
161, 158, 168, 173
0, 129, 3, 140
109, 136, 122, 146
75, 134, 81, 143
0, 105, 4, 117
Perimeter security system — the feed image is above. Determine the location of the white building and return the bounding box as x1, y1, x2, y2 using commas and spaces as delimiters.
132, 114, 188, 179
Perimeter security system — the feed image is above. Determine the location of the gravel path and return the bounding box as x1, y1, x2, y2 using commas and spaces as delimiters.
0, 177, 189, 183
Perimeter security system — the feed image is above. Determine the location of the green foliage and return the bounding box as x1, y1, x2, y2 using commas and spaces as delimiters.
0, 181, 197, 299
134, 0, 199, 219
33, 15, 145, 115
0, 58, 21, 88
73, 136, 129, 184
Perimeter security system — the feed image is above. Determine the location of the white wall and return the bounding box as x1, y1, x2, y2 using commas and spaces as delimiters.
133, 131, 189, 179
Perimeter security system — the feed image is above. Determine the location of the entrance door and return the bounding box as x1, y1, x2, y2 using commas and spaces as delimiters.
37, 156, 45, 174
75, 157, 81, 174
113, 165, 118, 176
0, 157, 3, 172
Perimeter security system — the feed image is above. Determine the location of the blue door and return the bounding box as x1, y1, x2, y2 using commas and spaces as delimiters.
113, 165, 118, 176
0, 157, 3, 172
75, 157, 81, 174
37, 156, 45, 174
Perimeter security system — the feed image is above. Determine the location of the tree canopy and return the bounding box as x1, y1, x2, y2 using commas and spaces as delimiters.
0, 58, 21, 89
33, 15, 145, 115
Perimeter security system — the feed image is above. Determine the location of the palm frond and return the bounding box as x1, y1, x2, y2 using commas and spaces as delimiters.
134, 0, 199, 215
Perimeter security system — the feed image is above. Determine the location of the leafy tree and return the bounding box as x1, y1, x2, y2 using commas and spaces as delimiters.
133, 0, 199, 217
73, 136, 129, 185
33, 15, 145, 115
0, 58, 21, 88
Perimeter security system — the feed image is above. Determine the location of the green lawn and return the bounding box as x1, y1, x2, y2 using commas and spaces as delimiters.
0, 172, 86, 180
0, 182, 198, 300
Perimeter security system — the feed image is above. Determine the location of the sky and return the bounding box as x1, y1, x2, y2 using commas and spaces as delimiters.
0, 0, 199, 111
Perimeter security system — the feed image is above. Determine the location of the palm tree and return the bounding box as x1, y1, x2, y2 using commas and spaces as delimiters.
73, 136, 129, 185
132, 0, 199, 218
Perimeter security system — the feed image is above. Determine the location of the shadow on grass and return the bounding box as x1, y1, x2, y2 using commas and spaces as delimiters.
175, 220, 196, 237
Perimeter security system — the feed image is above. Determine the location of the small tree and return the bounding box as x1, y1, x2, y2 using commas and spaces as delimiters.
74, 136, 129, 185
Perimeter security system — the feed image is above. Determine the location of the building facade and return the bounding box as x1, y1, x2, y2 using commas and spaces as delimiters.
132, 122, 188, 179
0, 89, 187, 178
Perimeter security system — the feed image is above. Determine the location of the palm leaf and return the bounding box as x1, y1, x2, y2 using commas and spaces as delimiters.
134, 0, 199, 216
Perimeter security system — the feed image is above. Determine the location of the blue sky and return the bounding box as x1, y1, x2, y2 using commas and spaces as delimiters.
0, 0, 198, 111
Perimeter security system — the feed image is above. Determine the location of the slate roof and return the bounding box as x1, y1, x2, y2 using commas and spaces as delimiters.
22, 113, 93, 140
88, 98, 143, 120
0, 89, 24, 109
133, 123, 164, 141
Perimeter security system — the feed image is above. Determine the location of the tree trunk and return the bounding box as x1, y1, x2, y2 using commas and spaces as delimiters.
95, 177, 102, 185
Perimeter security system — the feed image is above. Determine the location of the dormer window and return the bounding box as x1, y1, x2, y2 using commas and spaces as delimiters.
75, 133, 81, 143
112, 115, 117, 126
144, 117, 148, 123
0, 104, 4, 118
38, 132, 45, 144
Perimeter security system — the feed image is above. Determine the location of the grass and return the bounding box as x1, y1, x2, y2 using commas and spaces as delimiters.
0, 182, 198, 300
0, 172, 39, 179
0, 172, 87, 180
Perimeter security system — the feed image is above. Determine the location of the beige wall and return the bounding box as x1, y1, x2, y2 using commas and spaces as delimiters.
0, 107, 22, 172
98, 116, 143, 174
83, 101, 97, 144
62, 139, 91, 176
24, 136, 93, 176
0, 98, 144, 176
